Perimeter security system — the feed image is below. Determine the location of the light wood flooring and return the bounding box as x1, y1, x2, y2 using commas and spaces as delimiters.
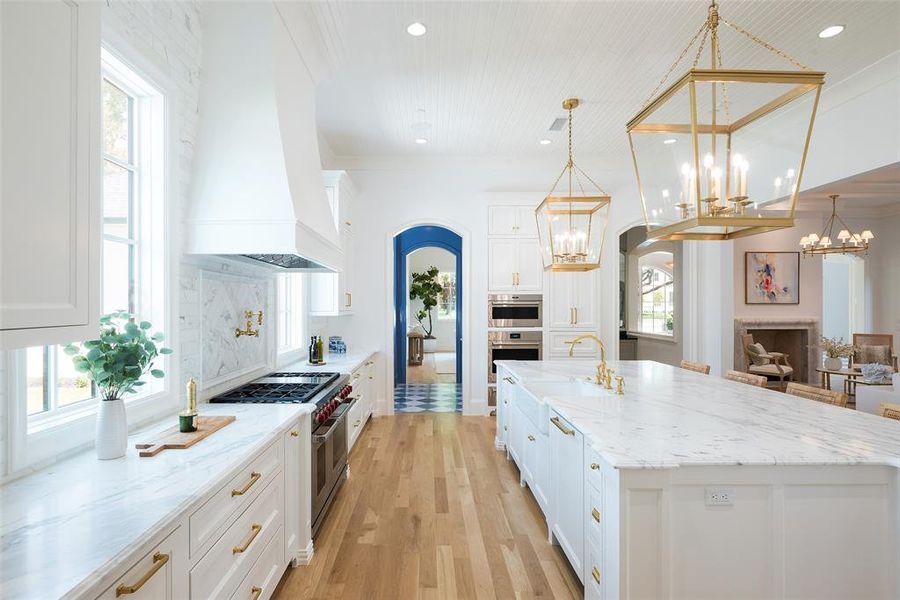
406, 352, 457, 384
274, 414, 582, 599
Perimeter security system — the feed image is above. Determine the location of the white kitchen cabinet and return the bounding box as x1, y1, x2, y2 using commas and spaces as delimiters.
96, 527, 188, 600
323, 170, 354, 234
548, 331, 603, 359
0, 0, 101, 350
508, 402, 525, 467
283, 418, 304, 565
549, 271, 597, 329
495, 369, 515, 450
488, 238, 543, 292
523, 419, 551, 516
550, 410, 584, 582
488, 205, 539, 237
309, 229, 353, 316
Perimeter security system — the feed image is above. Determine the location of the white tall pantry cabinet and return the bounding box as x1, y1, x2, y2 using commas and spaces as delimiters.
309, 171, 355, 316
0, 0, 101, 350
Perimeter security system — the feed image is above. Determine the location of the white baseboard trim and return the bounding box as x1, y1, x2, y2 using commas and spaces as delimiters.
293, 540, 315, 566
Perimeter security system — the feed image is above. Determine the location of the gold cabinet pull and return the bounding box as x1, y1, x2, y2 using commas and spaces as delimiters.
564, 339, 582, 345
592, 507, 600, 523
503, 376, 516, 385
592, 566, 601, 584
503, 426, 508, 431
354, 420, 361, 427
345, 292, 352, 308
232, 471, 261, 497
574, 307, 578, 324
527, 435, 536, 442
590, 463, 600, 470
550, 416, 575, 436
250, 586, 263, 600
290, 430, 299, 437
115, 552, 169, 597
233, 523, 262, 554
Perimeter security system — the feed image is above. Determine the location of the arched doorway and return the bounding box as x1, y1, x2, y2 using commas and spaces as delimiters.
393, 225, 462, 411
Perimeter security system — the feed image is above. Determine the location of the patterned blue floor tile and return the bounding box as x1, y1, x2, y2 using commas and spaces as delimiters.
394, 383, 462, 413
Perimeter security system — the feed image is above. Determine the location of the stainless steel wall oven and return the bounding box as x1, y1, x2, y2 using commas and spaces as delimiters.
488, 331, 542, 383
488, 294, 543, 328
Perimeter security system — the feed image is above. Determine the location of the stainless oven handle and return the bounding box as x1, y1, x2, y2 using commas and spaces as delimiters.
313, 414, 346, 444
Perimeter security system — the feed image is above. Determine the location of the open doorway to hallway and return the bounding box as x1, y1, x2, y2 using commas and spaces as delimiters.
393, 226, 463, 413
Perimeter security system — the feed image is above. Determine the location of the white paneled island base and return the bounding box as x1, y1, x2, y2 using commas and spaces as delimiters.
495, 360, 900, 599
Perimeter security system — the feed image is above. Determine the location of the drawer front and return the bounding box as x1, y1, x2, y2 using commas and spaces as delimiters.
516, 386, 548, 436
587, 447, 604, 491
190, 440, 282, 557
191, 473, 284, 600
586, 537, 604, 600
549, 331, 602, 358
229, 526, 285, 600
347, 397, 364, 451
96, 526, 187, 600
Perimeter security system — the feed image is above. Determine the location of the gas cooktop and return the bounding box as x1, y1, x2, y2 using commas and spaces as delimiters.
210, 371, 342, 404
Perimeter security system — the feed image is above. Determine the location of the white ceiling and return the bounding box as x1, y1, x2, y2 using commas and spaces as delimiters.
797, 162, 900, 212
279, 0, 900, 165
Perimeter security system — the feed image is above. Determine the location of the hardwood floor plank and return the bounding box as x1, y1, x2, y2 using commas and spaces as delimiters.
273, 414, 582, 599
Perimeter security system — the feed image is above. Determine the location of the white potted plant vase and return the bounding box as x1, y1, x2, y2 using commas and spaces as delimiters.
824, 356, 842, 371
423, 337, 438, 353
95, 397, 128, 459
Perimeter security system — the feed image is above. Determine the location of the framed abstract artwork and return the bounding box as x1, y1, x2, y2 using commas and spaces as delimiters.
745, 252, 800, 304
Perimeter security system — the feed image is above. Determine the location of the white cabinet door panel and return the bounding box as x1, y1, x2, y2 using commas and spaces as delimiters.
488, 238, 517, 291
550, 411, 584, 581
1, 0, 100, 348
515, 206, 539, 237
515, 239, 543, 292
572, 271, 597, 328
548, 272, 575, 328
488, 206, 518, 236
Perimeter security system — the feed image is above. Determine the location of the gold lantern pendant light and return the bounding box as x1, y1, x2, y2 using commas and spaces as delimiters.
800, 194, 874, 257
535, 98, 611, 272
627, 0, 825, 241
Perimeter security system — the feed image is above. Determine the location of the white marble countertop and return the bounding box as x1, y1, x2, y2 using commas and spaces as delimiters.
0, 403, 311, 599
496, 360, 900, 469
283, 351, 374, 375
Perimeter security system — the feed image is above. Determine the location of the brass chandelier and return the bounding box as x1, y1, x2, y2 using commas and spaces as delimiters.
627, 0, 825, 241
535, 98, 611, 272
800, 194, 874, 257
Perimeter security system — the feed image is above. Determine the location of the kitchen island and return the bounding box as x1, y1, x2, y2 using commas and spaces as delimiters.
496, 359, 900, 599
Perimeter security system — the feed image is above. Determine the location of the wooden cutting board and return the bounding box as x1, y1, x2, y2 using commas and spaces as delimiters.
136, 415, 236, 457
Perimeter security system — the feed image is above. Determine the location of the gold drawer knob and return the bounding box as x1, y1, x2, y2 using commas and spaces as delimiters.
250, 586, 263, 600
592, 566, 601, 584
590, 463, 600, 470
115, 552, 170, 597
592, 507, 600, 523
232, 471, 261, 497
290, 430, 299, 437
233, 523, 262, 554
527, 435, 536, 442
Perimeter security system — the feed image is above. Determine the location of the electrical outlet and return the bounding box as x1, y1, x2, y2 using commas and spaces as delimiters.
705, 487, 734, 506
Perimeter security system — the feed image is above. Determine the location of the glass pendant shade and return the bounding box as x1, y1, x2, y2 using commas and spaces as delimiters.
627, 1, 825, 241
536, 98, 611, 271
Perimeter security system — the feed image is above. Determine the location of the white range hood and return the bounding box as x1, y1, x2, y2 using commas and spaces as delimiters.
186, 1, 341, 271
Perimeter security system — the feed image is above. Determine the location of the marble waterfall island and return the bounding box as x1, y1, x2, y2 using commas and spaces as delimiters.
495, 359, 900, 599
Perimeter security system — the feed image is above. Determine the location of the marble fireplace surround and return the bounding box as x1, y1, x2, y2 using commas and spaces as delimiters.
734, 318, 821, 384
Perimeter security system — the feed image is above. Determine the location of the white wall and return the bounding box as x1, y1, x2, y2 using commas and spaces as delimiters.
822, 258, 851, 341
408, 247, 456, 352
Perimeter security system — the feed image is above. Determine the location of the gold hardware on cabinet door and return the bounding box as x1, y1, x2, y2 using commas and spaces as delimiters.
590, 463, 600, 470
346, 292, 352, 308
115, 552, 170, 597
574, 307, 578, 324
345, 221, 351, 227
290, 431, 299, 437
503, 426, 508, 431
592, 566, 601, 584
354, 420, 361, 427
250, 586, 263, 600
564, 339, 582, 346
503, 376, 516, 385
527, 435, 536, 441
233, 523, 262, 554
231, 471, 261, 497
592, 507, 600, 523
550, 416, 575, 436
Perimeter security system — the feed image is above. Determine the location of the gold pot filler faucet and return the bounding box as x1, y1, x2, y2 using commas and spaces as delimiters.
567, 334, 624, 394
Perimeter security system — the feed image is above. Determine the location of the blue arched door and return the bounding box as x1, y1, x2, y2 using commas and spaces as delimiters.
394, 226, 462, 385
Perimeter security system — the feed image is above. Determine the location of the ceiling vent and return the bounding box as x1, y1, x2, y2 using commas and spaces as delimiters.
549, 117, 568, 131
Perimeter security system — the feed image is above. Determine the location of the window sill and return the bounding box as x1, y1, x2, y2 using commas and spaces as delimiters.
628, 331, 678, 344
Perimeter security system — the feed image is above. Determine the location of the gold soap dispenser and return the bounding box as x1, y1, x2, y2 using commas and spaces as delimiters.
179, 378, 199, 432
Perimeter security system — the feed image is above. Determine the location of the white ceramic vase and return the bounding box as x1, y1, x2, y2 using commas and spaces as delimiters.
95, 397, 127, 460
423, 337, 438, 353
824, 356, 842, 371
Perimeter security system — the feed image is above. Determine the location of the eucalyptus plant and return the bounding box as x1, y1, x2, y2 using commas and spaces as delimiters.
409, 266, 442, 338
64, 311, 173, 401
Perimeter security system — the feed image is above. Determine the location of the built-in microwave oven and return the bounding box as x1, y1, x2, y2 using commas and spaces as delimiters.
488, 330, 542, 383
488, 294, 542, 328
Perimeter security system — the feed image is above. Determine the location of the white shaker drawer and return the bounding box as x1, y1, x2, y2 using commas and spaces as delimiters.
96, 526, 187, 600
190, 473, 283, 600
190, 440, 282, 557
229, 526, 285, 600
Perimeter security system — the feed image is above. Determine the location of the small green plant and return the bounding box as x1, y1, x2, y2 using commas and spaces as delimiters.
409, 266, 442, 338
820, 336, 858, 359
64, 311, 173, 400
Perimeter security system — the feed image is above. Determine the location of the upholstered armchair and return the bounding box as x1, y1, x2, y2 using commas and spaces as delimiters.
741, 333, 794, 391
852, 333, 898, 371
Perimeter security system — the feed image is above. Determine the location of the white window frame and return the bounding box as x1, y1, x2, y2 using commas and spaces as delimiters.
3, 40, 179, 476
637, 259, 675, 337
437, 271, 457, 320
276, 273, 305, 365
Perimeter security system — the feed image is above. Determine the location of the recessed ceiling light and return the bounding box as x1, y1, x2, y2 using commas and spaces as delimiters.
414, 138, 428, 145
663, 138, 677, 145
818, 25, 844, 39
407, 22, 427, 37
539, 139, 552, 145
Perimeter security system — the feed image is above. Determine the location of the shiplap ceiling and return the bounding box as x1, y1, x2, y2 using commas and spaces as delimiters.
798, 163, 900, 212
280, 0, 900, 163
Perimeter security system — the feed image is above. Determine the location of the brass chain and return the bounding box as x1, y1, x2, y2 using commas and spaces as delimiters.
716, 39, 732, 124
640, 21, 709, 109
691, 25, 711, 68
719, 17, 811, 71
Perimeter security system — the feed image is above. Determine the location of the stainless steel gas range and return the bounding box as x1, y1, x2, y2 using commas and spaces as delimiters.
211, 371, 354, 537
